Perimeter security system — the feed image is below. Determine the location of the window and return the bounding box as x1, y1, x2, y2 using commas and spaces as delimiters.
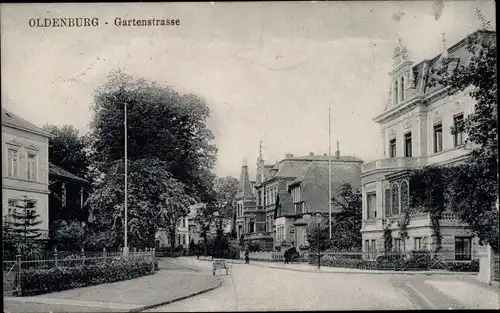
302, 230, 308, 246
400, 77, 405, 102
414, 237, 422, 250
384, 189, 391, 217
7, 149, 18, 178
394, 238, 402, 251
185, 217, 188, 228
393, 80, 399, 105
6, 199, 18, 224
400, 180, 409, 211
367, 193, 377, 219
27, 152, 37, 181
433, 123, 443, 153
371, 240, 376, 258
404, 133, 412, 157
453, 114, 465, 147
391, 183, 400, 215
389, 139, 397, 158
364, 240, 370, 257
455, 237, 472, 261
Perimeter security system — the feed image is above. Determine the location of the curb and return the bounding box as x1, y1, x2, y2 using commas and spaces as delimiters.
129, 279, 223, 312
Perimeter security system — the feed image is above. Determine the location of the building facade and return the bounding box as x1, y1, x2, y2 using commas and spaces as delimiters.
237, 143, 362, 251
360, 30, 495, 260
2, 107, 51, 237
155, 203, 206, 250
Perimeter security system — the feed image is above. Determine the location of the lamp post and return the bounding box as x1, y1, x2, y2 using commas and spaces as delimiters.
123, 102, 129, 257
316, 213, 322, 270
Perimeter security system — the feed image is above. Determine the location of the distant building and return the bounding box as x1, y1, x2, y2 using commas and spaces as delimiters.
2, 107, 51, 237
236, 141, 362, 251
360, 30, 496, 260
48, 163, 90, 224
155, 203, 203, 250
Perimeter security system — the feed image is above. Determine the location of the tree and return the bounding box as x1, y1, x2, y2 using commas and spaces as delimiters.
87, 70, 217, 203
307, 183, 362, 251
43, 124, 89, 178
86, 158, 195, 249
52, 220, 87, 252
329, 183, 363, 251
3, 196, 43, 257
193, 203, 216, 256
212, 176, 239, 234
427, 29, 497, 251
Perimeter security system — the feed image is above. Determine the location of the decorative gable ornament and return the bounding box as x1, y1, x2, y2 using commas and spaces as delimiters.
6, 140, 22, 147
25, 144, 39, 151
393, 35, 409, 67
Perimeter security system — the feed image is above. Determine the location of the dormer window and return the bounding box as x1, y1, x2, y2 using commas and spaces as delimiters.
400, 77, 405, 102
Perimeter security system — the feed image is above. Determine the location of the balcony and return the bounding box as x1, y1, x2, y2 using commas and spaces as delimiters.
245, 231, 272, 240
362, 157, 427, 173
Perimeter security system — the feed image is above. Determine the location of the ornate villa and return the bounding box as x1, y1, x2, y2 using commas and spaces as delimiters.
360, 30, 496, 260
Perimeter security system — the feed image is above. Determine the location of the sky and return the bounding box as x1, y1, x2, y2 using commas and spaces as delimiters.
1, 1, 496, 179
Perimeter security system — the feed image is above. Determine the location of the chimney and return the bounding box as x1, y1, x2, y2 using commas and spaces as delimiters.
335, 141, 340, 159
285, 153, 294, 159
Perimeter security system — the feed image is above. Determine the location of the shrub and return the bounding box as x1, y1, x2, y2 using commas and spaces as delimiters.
20, 257, 155, 296
308, 254, 375, 269
447, 260, 479, 272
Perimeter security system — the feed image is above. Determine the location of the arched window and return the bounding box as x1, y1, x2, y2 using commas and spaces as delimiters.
393, 80, 399, 105
391, 182, 400, 215
400, 180, 409, 211
400, 77, 405, 102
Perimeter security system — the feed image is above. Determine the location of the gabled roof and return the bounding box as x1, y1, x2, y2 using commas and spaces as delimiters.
1, 107, 50, 137
49, 163, 89, 185
289, 162, 361, 214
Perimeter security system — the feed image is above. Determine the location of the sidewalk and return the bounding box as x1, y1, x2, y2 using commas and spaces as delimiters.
197, 256, 477, 276
4, 265, 221, 312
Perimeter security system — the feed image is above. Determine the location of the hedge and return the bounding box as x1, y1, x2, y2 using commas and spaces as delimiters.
21, 257, 156, 296
308, 252, 478, 272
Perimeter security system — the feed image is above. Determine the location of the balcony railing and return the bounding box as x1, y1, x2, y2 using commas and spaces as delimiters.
381, 211, 462, 225
362, 157, 427, 172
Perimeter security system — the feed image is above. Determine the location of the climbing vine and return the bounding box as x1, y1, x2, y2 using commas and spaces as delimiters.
382, 221, 393, 253
396, 208, 411, 252
408, 166, 449, 253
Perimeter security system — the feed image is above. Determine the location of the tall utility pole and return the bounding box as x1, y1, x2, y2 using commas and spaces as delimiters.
328, 104, 332, 240
123, 102, 129, 256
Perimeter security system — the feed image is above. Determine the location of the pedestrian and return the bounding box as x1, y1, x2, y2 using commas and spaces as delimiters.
196, 245, 200, 260
245, 249, 250, 264
284, 249, 289, 264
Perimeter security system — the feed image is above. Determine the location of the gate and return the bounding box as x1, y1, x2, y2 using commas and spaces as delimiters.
3, 258, 20, 296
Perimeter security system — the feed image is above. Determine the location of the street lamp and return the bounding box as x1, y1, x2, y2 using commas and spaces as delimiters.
123, 101, 129, 257
315, 213, 322, 270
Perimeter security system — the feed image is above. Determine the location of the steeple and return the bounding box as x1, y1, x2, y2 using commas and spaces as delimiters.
257, 139, 264, 166
335, 141, 340, 159
237, 158, 253, 200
